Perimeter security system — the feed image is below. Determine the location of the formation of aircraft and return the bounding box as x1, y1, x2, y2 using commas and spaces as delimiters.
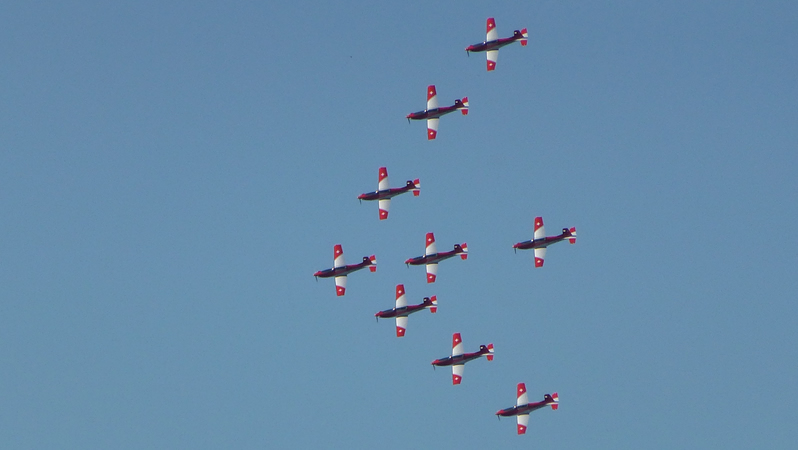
406, 85, 468, 140
358, 167, 420, 220
315, 17, 571, 436
313, 244, 376, 296
495, 383, 559, 434
404, 232, 468, 283
513, 216, 577, 267
375, 284, 437, 337
431, 333, 494, 385
466, 18, 528, 71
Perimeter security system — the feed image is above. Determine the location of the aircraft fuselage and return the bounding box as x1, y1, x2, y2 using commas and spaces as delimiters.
359, 182, 415, 201
375, 303, 428, 319
432, 348, 489, 367
466, 34, 523, 53
314, 258, 373, 278
405, 247, 463, 266
513, 229, 573, 250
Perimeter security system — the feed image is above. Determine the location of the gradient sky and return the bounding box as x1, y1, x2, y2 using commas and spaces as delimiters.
2, 1, 797, 448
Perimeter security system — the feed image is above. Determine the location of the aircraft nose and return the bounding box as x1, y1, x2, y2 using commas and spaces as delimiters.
313, 271, 322, 277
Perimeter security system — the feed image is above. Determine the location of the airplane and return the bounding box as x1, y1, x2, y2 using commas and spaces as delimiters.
313, 244, 376, 296
495, 383, 559, 435
406, 85, 468, 140
513, 216, 576, 267
465, 18, 528, 71
358, 167, 420, 220
431, 332, 493, 385
375, 284, 437, 337
404, 232, 467, 283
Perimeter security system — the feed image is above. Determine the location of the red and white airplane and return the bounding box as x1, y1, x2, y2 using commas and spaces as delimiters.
375, 284, 437, 337
406, 85, 468, 140
358, 167, 420, 220
404, 232, 467, 283
495, 383, 559, 435
313, 244, 376, 296
465, 18, 528, 71
431, 333, 493, 385
513, 216, 576, 267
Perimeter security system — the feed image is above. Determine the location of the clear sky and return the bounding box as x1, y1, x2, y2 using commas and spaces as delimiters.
2, 1, 797, 448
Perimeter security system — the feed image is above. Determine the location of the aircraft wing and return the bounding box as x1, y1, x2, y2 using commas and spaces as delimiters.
452, 332, 464, 356
425, 232, 437, 256
534, 247, 546, 268
486, 17, 498, 42
334, 275, 347, 296
426, 85, 438, 110
516, 383, 529, 406
333, 244, 345, 268
427, 118, 439, 140
487, 49, 498, 71
395, 315, 408, 337
426, 262, 438, 283
378, 166, 389, 191
452, 364, 464, 385
516, 414, 529, 435
378, 198, 390, 220
395, 284, 407, 308
533, 216, 545, 240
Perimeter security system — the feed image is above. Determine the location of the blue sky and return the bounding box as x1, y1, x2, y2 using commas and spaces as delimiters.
2, 1, 797, 448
